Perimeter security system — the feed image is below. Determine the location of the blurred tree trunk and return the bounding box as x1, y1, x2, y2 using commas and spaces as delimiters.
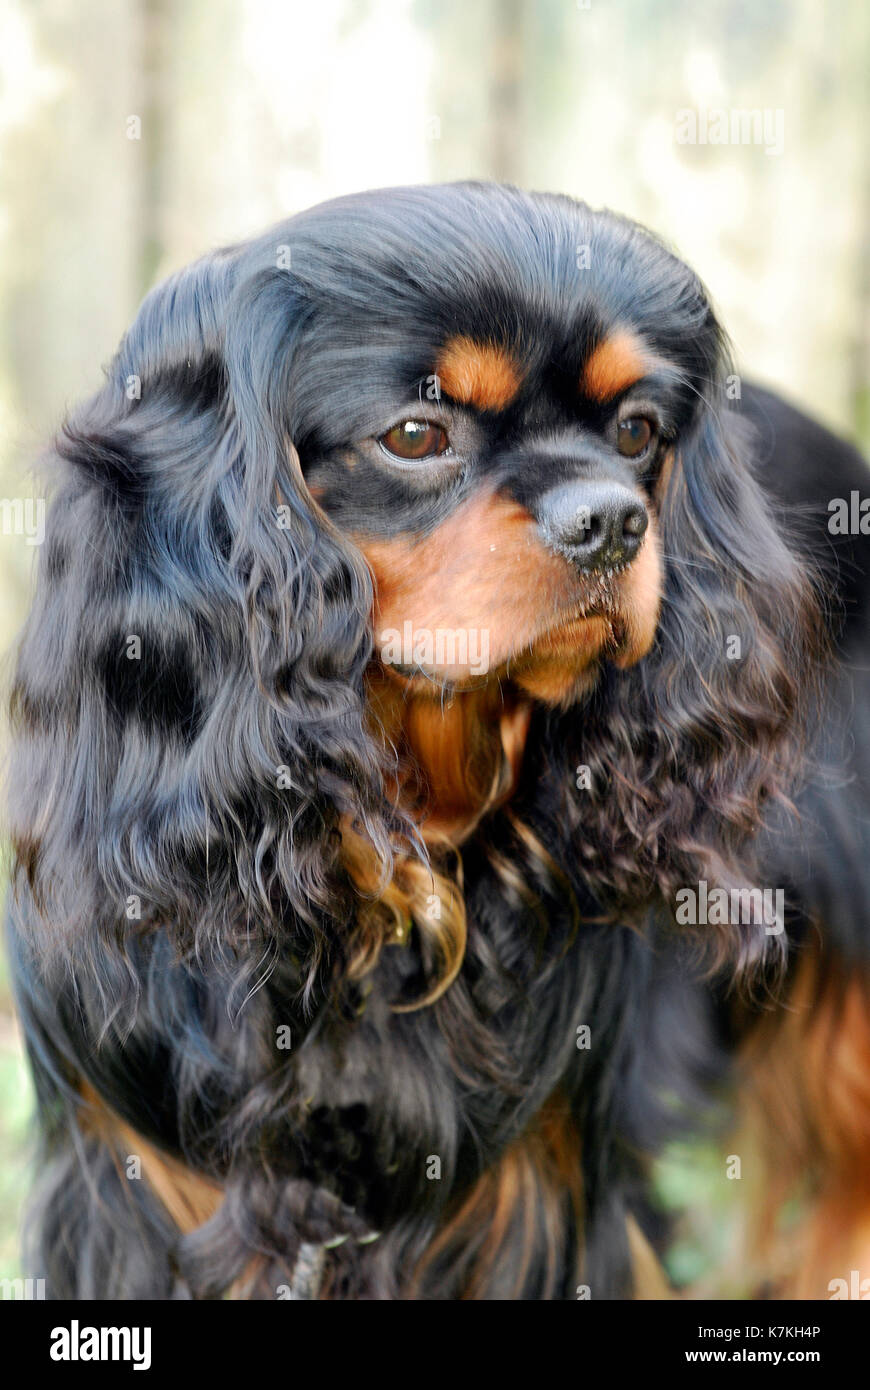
847, 9, 870, 448
135, 0, 170, 295
488, 0, 525, 183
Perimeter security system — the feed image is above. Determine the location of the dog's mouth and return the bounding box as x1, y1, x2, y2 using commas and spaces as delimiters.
525, 573, 626, 650
375, 594, 624, 698
506, 609, 622, 700
522, 608, 622, 657
368, 533, 658, 703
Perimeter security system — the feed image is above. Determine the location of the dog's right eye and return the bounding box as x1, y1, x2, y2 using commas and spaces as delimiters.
379, 420, 450, 461
617, 416, 655, 459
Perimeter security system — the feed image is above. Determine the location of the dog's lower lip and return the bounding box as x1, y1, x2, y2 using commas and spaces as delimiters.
553, 605, 609, 628
511, 610, 614, 666
378, 660, 486, 691
390, 662, 431, 678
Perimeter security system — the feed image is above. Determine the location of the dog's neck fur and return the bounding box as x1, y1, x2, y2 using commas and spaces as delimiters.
366, 667, 533, 842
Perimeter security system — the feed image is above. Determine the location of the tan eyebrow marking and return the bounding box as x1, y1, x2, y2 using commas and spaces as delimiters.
581, 328, 652, 403
434, 337, 524, 412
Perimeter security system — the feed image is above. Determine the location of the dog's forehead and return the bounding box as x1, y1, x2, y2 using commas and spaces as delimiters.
285, 190, 709, 438
408, 248, 662, 410
296, 285, 664, 445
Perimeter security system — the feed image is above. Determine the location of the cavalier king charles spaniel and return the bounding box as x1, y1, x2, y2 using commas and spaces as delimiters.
7, 182, 870, 1300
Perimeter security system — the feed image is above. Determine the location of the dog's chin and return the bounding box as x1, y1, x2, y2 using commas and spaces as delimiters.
509, 612, 617, 708
373, 611, 639, 707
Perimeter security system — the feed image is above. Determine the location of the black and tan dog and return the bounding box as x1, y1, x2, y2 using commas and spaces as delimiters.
7, 183, 870, 1299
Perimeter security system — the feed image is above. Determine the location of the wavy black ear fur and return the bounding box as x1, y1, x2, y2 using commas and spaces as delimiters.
549, 364, 824, 975
7, 243, 413, 1019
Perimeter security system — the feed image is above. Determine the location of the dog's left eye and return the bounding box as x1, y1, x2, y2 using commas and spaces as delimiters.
379, 420, 450, 461
617, 416, 655, 458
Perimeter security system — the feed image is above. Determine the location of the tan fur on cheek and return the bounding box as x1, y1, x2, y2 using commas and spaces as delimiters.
611, 513, 662, 668
356, 489, 581, 678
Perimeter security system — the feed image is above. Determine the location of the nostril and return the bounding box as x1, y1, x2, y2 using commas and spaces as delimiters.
623, 505, 648, 540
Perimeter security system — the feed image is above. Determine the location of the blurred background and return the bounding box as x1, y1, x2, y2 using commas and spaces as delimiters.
1, 0, 868, 1288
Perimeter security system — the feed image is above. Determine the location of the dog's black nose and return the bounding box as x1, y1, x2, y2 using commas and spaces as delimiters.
538, 481, 648, 571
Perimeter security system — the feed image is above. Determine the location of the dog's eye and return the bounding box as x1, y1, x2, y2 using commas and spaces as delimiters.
379, 420, 450, 461
617, 416, 655, 458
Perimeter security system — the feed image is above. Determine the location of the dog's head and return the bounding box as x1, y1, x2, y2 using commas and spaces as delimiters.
10, 184, 820, 991
291, 190, 676, 705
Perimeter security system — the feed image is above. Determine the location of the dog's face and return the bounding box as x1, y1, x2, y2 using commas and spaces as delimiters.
306, 327, 670, 706
281, 187, 709, 706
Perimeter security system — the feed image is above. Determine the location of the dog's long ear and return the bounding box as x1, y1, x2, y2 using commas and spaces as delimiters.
7, 249, 405, 1000
566, 372, 823, 973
